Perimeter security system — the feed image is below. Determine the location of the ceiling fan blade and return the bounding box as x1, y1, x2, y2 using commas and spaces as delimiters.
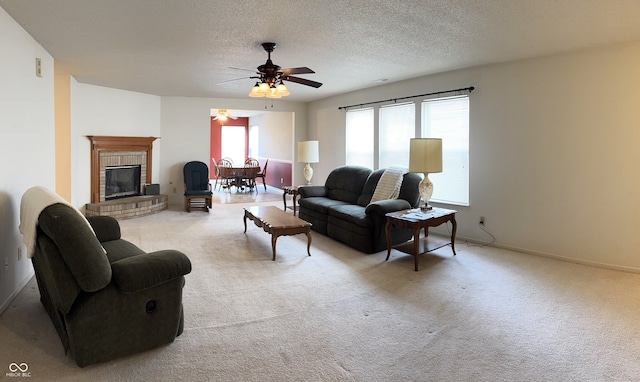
216, 75, 261, 85
280, 67, 315, 75
228, 66, 257, 73
283, 75, 323, 88
213, 114, 238, 120
216, 77, 250, 85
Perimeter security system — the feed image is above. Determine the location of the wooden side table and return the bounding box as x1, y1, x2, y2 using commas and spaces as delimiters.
282, 186, 299, 215
385, 207, 457, 271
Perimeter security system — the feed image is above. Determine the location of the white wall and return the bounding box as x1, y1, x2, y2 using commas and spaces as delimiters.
160, 97, 307, 206
249, 111, 295, 161
0, 8, 55, 312
70, 82, 162, 207
308, 41, 640, 271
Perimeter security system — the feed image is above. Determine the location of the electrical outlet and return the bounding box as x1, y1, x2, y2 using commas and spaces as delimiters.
35, 57, 42, 78
4, 257, 8, 270
479, 216, 485, 225
18, 247, 22, 261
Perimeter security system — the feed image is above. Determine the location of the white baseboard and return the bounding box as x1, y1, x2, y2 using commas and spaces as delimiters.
0, 273, 34, 316
452, 233, 640, 274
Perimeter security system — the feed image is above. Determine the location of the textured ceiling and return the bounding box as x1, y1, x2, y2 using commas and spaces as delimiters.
2, 0, 640, 102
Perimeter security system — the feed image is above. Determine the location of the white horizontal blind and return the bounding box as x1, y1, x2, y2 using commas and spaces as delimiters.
345, 108, 374, 168
422, 96, 469, 205
379, 103, 415, 169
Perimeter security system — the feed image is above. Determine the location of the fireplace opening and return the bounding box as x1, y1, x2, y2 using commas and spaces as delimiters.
105, 165, 141, 200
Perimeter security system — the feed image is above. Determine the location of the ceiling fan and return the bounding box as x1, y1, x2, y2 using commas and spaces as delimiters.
211, 109, 238, 121
223, 42, 322, 98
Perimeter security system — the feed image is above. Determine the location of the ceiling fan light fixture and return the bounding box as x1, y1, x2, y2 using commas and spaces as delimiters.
275, 81, 289, 97
249, 82, 263, 97
266, 84, 281, 98
214, 109, 229, 120
258, 82, 270, 93
250, 79, 289, 98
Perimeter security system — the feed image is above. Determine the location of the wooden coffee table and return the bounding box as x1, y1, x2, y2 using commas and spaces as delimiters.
243, 206, 312, 261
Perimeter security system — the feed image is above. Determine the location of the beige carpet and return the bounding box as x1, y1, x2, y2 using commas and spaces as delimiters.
2, 199, 640, 381
211, 184, 285, 205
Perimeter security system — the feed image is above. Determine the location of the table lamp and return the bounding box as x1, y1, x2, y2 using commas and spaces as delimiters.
298, 141, 319, 185
409, 138, 442, 211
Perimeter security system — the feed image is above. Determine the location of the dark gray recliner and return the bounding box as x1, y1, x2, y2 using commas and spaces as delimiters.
31, 203, 191, 367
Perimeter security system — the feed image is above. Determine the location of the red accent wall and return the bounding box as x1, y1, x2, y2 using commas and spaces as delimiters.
263, 159, 292, 188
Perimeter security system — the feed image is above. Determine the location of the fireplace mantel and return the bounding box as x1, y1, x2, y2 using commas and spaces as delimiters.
87, 136, 158, 203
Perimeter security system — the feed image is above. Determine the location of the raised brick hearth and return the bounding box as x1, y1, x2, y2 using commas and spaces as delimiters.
86, 136, 166, 218
85, 195, 167, 219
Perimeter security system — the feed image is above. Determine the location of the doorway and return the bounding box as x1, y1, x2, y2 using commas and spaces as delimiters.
210, 116, 249, 178
209, 110, 295, 188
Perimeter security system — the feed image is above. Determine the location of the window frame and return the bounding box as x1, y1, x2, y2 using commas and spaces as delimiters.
345, 108, 375, 169
421, 95, 470, 206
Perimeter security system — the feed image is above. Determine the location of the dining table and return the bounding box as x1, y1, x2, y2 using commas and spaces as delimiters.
218, 166, 260, 192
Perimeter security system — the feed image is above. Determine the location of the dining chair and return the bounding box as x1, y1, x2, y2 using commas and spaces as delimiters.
244, 157, 259, 166
218, 158, 233, 190
243, 158, 260, 191
212, 157, 221, 190
219, 157, 233, 167
255, 158, 268, 191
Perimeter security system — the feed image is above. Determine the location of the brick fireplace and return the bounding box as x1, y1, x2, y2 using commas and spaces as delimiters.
85, 136, 166, 218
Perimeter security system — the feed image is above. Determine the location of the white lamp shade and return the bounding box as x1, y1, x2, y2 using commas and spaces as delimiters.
298, 141, 319, 163
409, 138, 443, 173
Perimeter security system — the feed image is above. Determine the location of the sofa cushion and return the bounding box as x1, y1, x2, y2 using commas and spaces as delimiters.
38, 203, 112, 292
397, 172, 423, 208
327, 204, 372, 228
357, 169, 384, 206
102, 239, 146, 263
87, 216, 121, 242
298, 196, 350, 215
324, 165, 371, 204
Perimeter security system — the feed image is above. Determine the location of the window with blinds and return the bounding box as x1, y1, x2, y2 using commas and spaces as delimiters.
345, 108, 374, 168
379, 103, 415, 169
422, 96, 469, 205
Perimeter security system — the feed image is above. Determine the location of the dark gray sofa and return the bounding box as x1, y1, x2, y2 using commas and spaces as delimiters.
31, 203, 191, 367
298, 165, 421, 253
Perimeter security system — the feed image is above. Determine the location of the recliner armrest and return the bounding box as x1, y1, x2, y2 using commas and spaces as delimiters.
298, 186, 327, 198
111, 250, 192, 293
87, 216, 121, 242
365, 199, 412, 216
